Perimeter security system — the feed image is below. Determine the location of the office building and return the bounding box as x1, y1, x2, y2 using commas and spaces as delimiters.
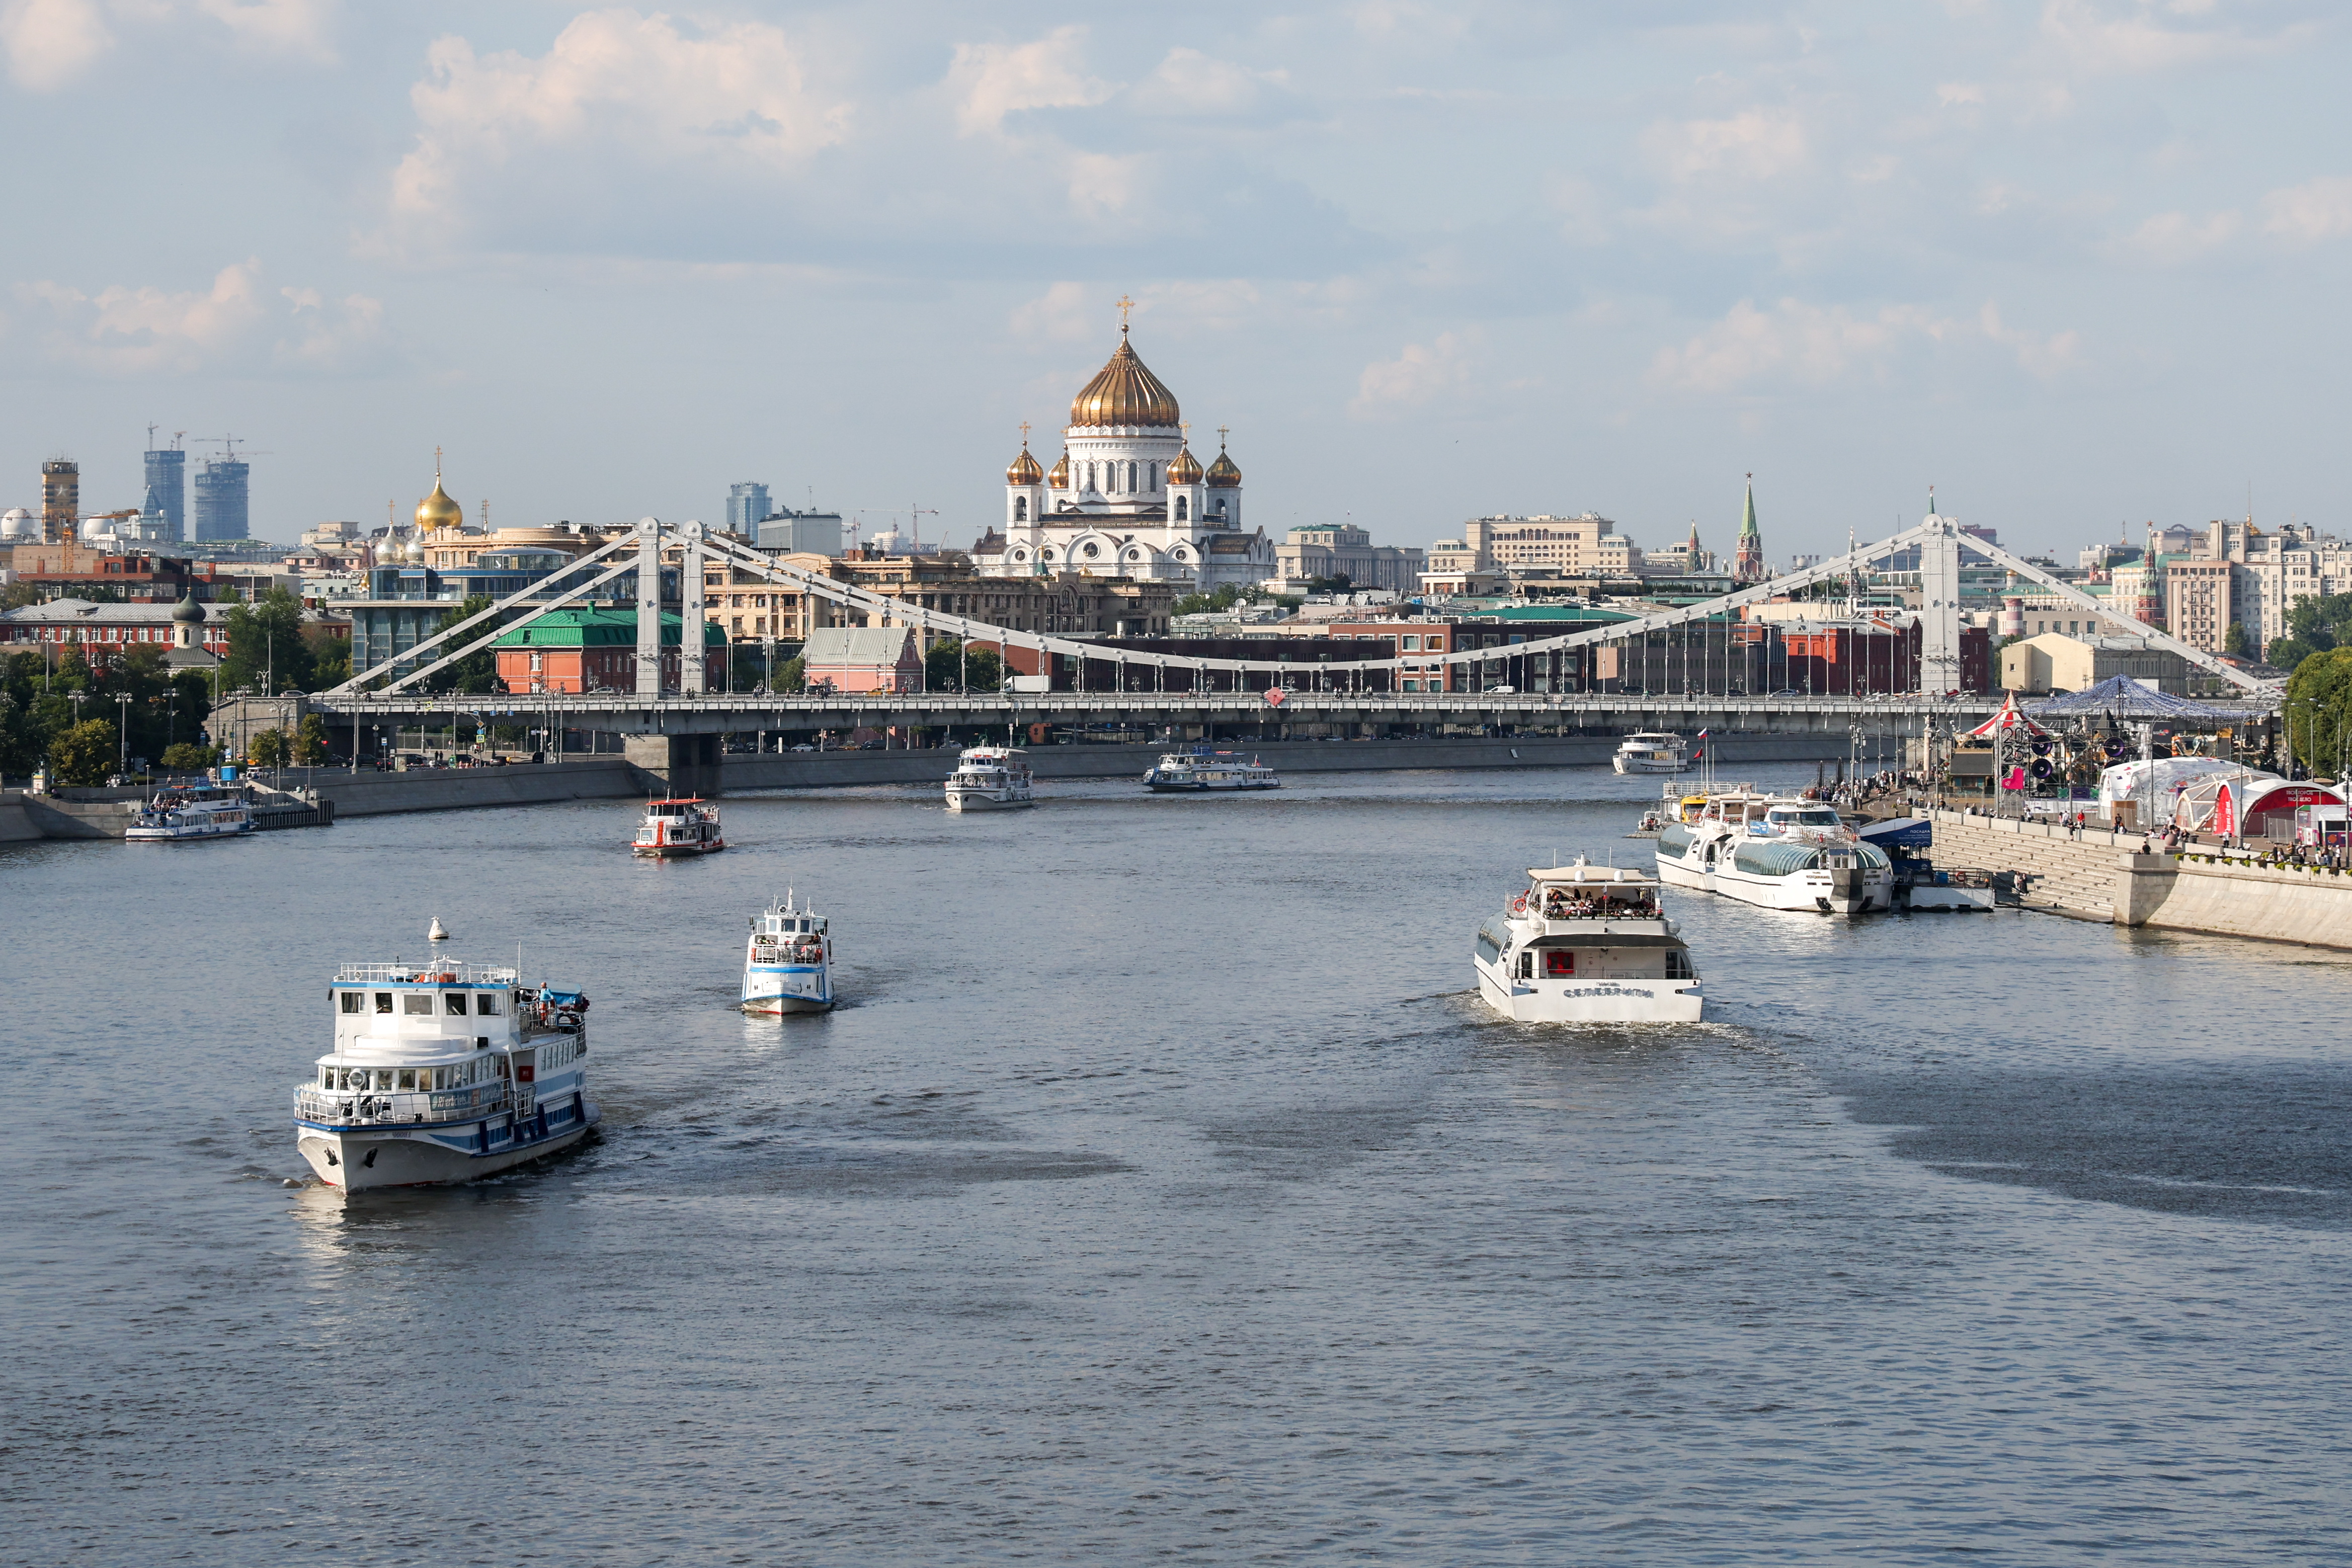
144, 440, 187, 542
40, 460, 78, 543
193, 457, 250, 541
754, 509, 843, 557
726, 482, 771, 536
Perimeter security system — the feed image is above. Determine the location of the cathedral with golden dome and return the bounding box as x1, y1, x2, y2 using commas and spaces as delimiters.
974, 315, 1274, 591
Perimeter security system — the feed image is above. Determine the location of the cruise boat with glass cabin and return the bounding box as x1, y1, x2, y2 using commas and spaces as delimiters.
294, 941, 597, 1190
1143, 749, 1281, 792
1473, 856, 1704, 1023
125, 785, 254, 841
1612, 733, 1690, 775
633, 797, 725, 856
742, 891, 833, 1013
944, 746, 1034, 812
1654, 789, 1894, 914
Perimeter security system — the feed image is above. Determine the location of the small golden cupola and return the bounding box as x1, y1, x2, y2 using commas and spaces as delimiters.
1068, 327, 1182, 430
415, 453, 464, 532
1167, 444, 1203, 485
1006, 442, 1044, 486
1205, 439, 1242, 488
1047, 451, 1070, 489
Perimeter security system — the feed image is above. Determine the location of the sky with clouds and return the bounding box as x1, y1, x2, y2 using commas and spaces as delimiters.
0, 0, 2343, 562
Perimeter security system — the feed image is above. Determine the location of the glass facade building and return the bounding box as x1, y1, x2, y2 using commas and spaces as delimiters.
144, 446, 186, 542
192, 458, 249, 541
726, 482, 771, 535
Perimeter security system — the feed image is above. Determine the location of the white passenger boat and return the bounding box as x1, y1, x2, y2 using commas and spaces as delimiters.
945, 746, 1034, 812
1612, 732, 1690, 775
1473, 857, 1704, 1023
1654, 789, 1894, 914
633, 797, 725, 857
742, 892, 833, 1014
295, 943, 597, 1190
124, 785, 253, 841
1143, 749, 1281, 792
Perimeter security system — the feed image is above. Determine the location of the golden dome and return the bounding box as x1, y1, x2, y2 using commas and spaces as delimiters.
1167, 445, 1202, 484
1205, 445, 1242, 488
1006, 444, 1043, 485
1047, 451, 1070, 489
1069, 331, 1181, 429
415, 474, 463, 531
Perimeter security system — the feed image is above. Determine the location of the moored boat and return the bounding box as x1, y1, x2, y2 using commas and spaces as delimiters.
945, 746, 1034, 812
633, 797, 725, 856
742, 891, 833, 1013
125, 785, 254, 841
1143, 749, 1280, 792
1654, 789, 1894, 914
1859, 816, 1996, 910
294, 940, 597, 1190
1473, 856, 1704, 1023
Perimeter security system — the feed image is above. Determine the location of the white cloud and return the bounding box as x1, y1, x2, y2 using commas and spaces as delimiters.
0, 0, 109, 88
946, 25, 1113, 136
1647, 108, 1809, 184
20, 259, 385, 375
389, 10, 850, 242
1009, 282, 1101, 345
192, 0, 334, 62
1350, 332, 1475, 419
2114, 207, 2240, 263
1936, 81, 1987, 107
1648, 297, 2080, 393
2038, 0, 2313, 74
2262, 176, 2352, 243
1126, 47, 1288, 119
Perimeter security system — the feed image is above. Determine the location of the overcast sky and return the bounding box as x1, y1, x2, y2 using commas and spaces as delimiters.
0, 1, 2342, 562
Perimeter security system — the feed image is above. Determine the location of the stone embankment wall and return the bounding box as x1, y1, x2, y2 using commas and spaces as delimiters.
306, 759, 643, 817
1925, 806, 2352, 950
1923, 809, 2141, 918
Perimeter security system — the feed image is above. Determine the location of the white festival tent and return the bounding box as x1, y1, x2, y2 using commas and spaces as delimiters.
2097, 757, 2265, 817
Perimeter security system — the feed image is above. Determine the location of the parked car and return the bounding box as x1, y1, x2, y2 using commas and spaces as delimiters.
790, 743, 816, 752
1767, 689, 1804, 698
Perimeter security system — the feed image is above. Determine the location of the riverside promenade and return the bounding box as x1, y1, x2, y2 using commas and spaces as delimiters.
1928, 806, 2352, 950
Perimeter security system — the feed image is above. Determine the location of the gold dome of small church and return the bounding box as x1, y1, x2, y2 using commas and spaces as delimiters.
1006, 439, 1044, 486
415, 453, 463, 531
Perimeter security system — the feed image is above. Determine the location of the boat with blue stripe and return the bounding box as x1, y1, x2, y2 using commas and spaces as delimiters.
742, 891, 833, 1014
295, 928, 599, 1190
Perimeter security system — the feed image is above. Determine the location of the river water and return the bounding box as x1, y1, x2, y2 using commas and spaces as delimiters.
7, 767, 2349, 1565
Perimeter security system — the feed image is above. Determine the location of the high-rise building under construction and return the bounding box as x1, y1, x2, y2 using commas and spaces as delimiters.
193, 456, 249, 541
40, 460, 78, 543
144, 433, 186, 542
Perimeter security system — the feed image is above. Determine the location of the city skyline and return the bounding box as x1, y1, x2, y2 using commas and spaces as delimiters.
0, 3, 2342, 559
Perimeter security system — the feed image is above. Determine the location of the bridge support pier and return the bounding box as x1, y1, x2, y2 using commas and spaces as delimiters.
625, 733, 723, 799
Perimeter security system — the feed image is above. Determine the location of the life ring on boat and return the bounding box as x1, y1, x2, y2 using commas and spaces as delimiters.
1510, 894, 1527, 915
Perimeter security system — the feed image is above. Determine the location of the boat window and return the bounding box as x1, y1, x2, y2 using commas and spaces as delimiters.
1517, 951, 1532, 979
339, 992, 363, 1014
397, 1069, 417, 1090
375, 993, 393, 1014
320, 1066, 333, 1087
444, 992, 468, 1015
402, 994, 433, 1015
476, 993, 501, 1016
1667, 950, 1694, 980
374, 1070, 395, 1090
1545, 950, 1575, 977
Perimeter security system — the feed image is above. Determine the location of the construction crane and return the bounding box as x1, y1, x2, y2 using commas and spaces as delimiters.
188, 435, 273, 463
908, 503, 938, 553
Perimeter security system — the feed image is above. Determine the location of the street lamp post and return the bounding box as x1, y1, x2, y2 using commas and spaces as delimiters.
116, 693, 130, 779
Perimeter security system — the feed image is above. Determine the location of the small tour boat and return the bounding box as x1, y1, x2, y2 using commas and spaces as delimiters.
742, 892, 833, 1014
1143, 749, 1281, 792
1858, 816, 1996, 911
1612, 732, 1691, 775
1654, 789, 1895, 914
633, 797, 725, 857
125, 785, 254, 841
295, 938, 597, 1190
945, 746, 1034, 812
1473, 856, 1705, 1023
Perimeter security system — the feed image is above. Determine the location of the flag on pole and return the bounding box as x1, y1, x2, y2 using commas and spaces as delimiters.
1692, 727, 1708, 762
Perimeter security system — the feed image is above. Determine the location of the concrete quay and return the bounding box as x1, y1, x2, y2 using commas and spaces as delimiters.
1924, 807, 2352, 951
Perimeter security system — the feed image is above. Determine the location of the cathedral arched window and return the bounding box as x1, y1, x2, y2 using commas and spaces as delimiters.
1175, 495, 1188, 521
1126, 462, 1137, 492
1014, 497, 1028, 522
1148, 463, 1158, 491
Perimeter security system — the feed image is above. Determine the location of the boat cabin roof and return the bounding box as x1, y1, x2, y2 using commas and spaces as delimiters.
1527, 863, 1657, 887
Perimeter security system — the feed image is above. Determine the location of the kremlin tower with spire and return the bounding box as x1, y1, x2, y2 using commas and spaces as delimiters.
1732, 475, 1766, 585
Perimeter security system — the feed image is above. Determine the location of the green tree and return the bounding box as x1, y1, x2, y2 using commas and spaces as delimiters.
306, 628, 351, 690
419, 595, 503, 695
923, 637, 1005, 693
49, 718, 118, 786
294, 713, 331, 764
222, 586, 317, 694
2283, 646, 2352, 778
161, 741, 215, 773
248, 728, 291, 767
1305, 573, 1353, 594
2222, 621, 2250, 657
776, 655, 805, 693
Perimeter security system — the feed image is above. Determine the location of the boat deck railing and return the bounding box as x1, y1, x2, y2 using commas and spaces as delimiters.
296, 1083, 528, 1127
335, 961, 520, 985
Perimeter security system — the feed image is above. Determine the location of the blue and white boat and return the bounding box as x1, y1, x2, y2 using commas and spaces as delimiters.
294, 936, 598, 1190
125, 785, 253, 841
1143, 748, 1280, 792
742, 892, 833, 1014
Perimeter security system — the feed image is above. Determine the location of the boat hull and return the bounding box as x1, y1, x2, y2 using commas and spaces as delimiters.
125, 822, 254, 841
945, 790, 1032, 812
1612, 757, 1689, 775
1144, 779, 1280, 792
1896, 882, 1995, 911
633, 840, 725, 857
1473, 955, 1704, 1023
1654, 847, 1893, 914
297, 1100, 599, 1191
742, 964, 832, 1013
